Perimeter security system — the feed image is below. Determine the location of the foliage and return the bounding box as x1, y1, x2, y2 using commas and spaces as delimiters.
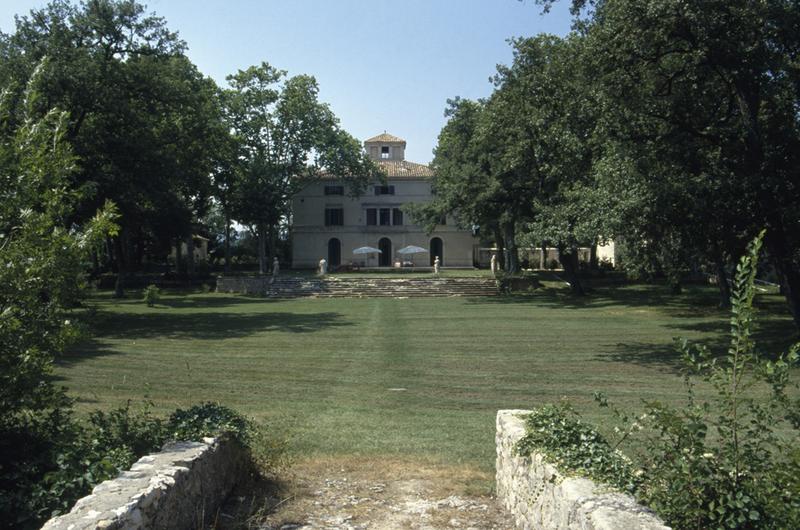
0, 63, 119, 529
166, 402, 252, 445
1, 0, 230, 293
496, 34, 601, 295
0, 399, 278, 530
585, 0, 800, 319
521, 233, 800, 529
143, 284, 160, 307
515, 403, 640, 494
627, 231, 800, 528
222, 62, 381, 274
418, 93, 537, 273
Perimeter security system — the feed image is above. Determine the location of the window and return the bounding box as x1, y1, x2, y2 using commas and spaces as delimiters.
381, 145, 390, 159
392, 208, 403, 226
379, 208, 391, 226
324, 208, 344, 226
366, 208, 377, 225
374, 185, 395, 195
438, 214, 447, 225
324, 185, 344, 195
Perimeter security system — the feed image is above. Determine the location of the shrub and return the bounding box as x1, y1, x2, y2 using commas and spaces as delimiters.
627, 231, 800, 528
143, 284, 160, 307
519, 232, 799, 529
515, 403, 640, 494
166, 402, 251, 444
0, 400, 282, 530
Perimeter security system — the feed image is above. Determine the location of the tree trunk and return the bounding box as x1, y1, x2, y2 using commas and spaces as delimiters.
91, 248, 100, 278
589, 241, 599, 270
268, 224, 277, 266
175, 236, 183, 275
258, 224, 267, 275
106, 236, 116, 272
765, 226, 800, 331
493, 228, 505, 271
540, 241, 547, 270
668, 273, 683, 295
559, 246, 585, 296
503, 222, 519, 273
113, 228, 129, 298
224, 211, 232, 274
185, 233, 195, 280
715, 254, 732, 308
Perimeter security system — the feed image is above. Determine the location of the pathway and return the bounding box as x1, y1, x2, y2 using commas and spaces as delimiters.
216, 457, 513, 530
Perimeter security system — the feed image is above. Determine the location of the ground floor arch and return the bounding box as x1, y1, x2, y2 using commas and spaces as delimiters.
378, 237, 392, 267
430, 237, 443, 266
328, 238, 341, 268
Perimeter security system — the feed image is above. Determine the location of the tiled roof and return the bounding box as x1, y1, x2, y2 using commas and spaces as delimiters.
317, 159, 433, 180
377, 159, 433, 178
364, 132, 406, 144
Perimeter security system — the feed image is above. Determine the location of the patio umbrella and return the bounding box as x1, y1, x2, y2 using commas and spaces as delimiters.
353, 246, 381, 266
397, 245, 428, 255
353, 246, 381, 254
397, 245, 428, 266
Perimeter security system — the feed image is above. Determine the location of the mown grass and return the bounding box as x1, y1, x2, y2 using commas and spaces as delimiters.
58, 283, 796, 473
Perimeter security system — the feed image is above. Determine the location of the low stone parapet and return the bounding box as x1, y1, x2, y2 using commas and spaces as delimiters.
41, 437, 248, 530
496, 410, 670, 530
217, 275, 275, 295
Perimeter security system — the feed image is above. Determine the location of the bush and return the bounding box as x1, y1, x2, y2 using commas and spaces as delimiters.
520, 232, 800, 529
166, 402, 251, 444
516, 403, 640, 494
0, 400, 282, 530
143, 284, 160, 307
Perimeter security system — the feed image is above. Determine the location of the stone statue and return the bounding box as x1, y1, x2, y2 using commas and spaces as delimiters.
434, 256, 440, 275
318, 258, 327, 276
490, 254, 498, 275
272, 257, 280, 277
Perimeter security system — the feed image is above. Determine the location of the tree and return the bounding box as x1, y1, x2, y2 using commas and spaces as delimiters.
420, 93, 543, 274
223, 62, 379, 273
1, 0, 227, 294
534, 0, 800, 323
494, 34, 602, 294
0, 68, 117, 527
411, 98, 506, 265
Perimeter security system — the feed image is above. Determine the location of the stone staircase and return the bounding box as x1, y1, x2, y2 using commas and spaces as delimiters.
262, 277, 498, 298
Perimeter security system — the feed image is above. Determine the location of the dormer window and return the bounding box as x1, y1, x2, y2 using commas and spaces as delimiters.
381, 146, 390, 159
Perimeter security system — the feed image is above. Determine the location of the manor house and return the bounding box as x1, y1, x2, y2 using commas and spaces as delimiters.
291, 133, 478, 269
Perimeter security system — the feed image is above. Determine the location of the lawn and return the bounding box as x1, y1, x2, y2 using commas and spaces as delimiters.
58, 284, 796, 474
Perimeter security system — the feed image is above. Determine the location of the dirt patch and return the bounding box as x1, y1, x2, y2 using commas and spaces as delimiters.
213, 456, 513, 530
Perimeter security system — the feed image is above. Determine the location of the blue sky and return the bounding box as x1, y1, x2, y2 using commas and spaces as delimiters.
1, 0, 572, 163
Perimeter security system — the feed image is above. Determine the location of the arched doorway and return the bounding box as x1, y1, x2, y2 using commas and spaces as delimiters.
430, 237, 443, 266
327, 238, 341, 268
378, 237, 392, 267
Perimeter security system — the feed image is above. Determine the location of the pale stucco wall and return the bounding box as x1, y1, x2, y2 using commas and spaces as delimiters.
291, 178, 478, 268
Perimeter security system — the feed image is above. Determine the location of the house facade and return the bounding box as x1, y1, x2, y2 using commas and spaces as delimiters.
291, 133, 478, 269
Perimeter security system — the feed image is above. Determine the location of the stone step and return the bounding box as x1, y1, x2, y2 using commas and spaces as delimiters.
218, 276, 498, 298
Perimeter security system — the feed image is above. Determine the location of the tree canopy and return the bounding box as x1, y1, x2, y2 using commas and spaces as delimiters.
222, 62, 381, 273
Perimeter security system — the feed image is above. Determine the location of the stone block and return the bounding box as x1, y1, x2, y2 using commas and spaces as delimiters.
41, 437, 249, 530
496, 410, 670, 530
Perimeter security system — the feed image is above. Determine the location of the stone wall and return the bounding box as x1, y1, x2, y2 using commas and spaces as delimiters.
217, 275, 274, 295
496, 410, 670, 530
41, 437, 249, 530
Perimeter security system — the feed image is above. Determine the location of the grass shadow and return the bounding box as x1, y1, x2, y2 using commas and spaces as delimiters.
96, 292, 274, 310
59, 310, 351, 366
596, 341, 686, 372
94, 310, 351, 340
600, 313, 797, 372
